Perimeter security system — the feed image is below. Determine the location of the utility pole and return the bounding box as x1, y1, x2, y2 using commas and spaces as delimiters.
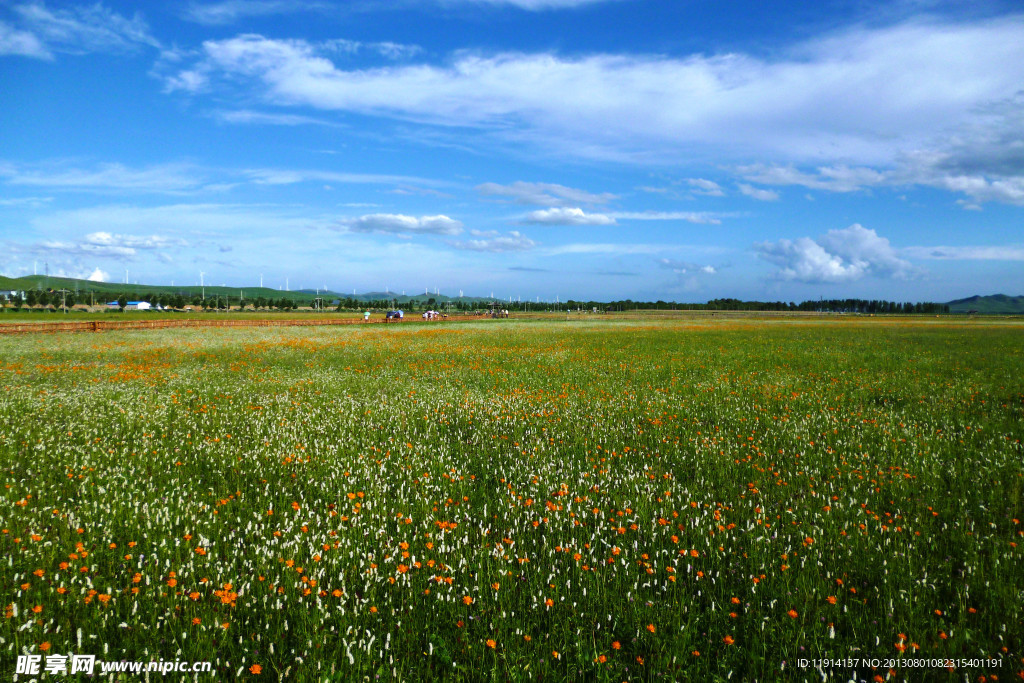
200, 272, 205, 300
56, 288, 69, 314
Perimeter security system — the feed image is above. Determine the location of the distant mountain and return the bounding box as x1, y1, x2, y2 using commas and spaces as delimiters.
0, 274, 495, 306
947, 294, 1024, 314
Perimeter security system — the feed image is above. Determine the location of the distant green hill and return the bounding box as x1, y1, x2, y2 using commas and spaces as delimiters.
0, 275, 494, 306
947, 294, 1024, 314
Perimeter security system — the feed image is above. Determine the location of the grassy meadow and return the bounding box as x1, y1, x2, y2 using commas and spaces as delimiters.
0, 318, 1021, 681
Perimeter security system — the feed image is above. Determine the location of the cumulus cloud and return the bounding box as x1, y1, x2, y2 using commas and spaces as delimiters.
524, 207, 615, 225
477, 181, 615, 206
756, 224, 918, 283
738, 183, 780, 201
343, 213, 464, 236
449, 230, 536, 252
87, 267, 109, 282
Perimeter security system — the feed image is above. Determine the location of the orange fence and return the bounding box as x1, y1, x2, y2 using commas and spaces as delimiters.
0, 317, 410, 335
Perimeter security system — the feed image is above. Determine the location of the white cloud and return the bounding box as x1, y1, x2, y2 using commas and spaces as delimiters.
737, 164, 887, 193
610, 211, 722, 224
343, 213, 464, 236
183, 1, 327, 25
443, 0, 619, 8
685, 178, 725, 197
0, 160, 444, 195
163, 69, 208, 93
213, 109, 343, 127
658, 258, 717, 275
449, 230, 536, 252
524, 207, 615, 225
87, 267, 109, 282
0, 161, 206, 193
0, 195, 52, 207
242, 167, 441, 188
322, 39, 422, 60
28, 203, 331, 242
902, 245, 1024, 261
83, 232, 187, 249
477, 181, 616, 206
168, 18, 1024, 170
738, 183, 780, 201
756, 224, 918, 283
9, 2, 160, 56
545, 243, 685, 256
0, 20, 51, 58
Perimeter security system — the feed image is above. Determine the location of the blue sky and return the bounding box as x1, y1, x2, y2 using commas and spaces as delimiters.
1, 0, 1022, 302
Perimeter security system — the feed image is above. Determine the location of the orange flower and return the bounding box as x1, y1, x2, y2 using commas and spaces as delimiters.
787, 610, 799, 619
827, 596, 837, 605
167, 578, 177, 588
545, 598, 554, 607
597, 654, 607, 663
462, 596, 473, 606
491, 582, 500, 591
723, 635, 735, 645
39, 642, 51, 652
32, 605, 42, 614
192, 617, 201, 625
646, 624, 656, 633
370, 606, 378, 613
612, 641, 621, 650
486, 639, 496, 649
249, 664, 262, 674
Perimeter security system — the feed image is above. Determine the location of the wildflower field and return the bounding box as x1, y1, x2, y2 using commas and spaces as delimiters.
1, 317, 1022, 681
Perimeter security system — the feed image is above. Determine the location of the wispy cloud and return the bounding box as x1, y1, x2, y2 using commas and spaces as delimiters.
477, 181, 616, 206
183, 1, 328, 25
449, 230, 536, 252
212, 109, 345, 127
341, 213, 464, 236
738, 183, 780, 201
0, 20, 50, 58
902, 245, 1024, 261
0, 160, 446, 195
7, 2, 160, 57
0, 161, 206, 193
440, 0, 621, 8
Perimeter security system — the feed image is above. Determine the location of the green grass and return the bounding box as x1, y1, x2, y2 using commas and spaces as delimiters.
0, 318, 1021, 681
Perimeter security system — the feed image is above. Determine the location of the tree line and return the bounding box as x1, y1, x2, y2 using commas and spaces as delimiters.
1, 290, 951, 315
